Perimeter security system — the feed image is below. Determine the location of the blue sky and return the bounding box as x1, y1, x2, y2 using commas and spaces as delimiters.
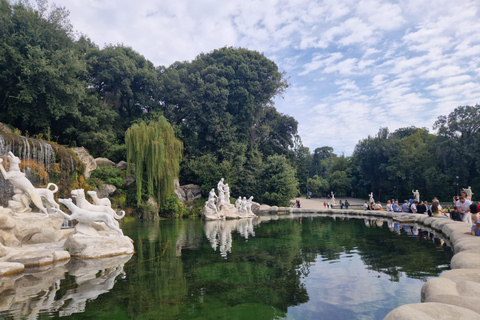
52, 0, 480, 155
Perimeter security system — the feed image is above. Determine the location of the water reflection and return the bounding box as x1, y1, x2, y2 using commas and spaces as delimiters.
0, 215, 453, 320
0, 254, 132, 318
204, 218, 256, 258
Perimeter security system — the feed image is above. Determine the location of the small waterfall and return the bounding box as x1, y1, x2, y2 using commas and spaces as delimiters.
0, 133, 78, 206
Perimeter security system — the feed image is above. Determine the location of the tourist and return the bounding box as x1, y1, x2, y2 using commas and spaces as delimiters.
340, 200, 344, 209
363, 201, 369, 210
470, 203, 479, 223
456, 196, 472, 224
324, 201, 326, 208
417, 201, 427, 214
410, 200, 418, 213
386, 200, 392, 212
392, 200, 402, 212
373, 201, 383, 210
345, 200, 349, 209
431, 202, 448, 218
401, 200, 409, 212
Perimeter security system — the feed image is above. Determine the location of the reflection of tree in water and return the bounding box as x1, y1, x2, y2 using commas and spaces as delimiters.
297, 217, 452, 282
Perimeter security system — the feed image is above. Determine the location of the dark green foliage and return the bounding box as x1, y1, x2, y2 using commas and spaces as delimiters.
88, 165, 124, 188
259, 155, 298, 206
158, 194, 188, 219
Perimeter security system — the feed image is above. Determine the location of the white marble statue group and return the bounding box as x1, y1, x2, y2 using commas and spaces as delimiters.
203, 178, 256, 220
0, 151, 124, 237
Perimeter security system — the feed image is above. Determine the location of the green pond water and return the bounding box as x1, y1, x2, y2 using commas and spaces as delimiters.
3, 215, 452, 320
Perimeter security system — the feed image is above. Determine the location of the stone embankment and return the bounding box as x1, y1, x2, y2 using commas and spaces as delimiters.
258, 204, 480, 319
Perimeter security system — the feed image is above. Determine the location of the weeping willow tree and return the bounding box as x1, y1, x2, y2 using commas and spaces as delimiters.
125, 116, 183, 208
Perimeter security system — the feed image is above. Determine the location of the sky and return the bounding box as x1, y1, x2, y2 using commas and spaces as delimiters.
51, 0, 480, 155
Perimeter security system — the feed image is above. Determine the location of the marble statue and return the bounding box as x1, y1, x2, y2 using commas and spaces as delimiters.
463, 186, 473, 200
203, 178, 254, 220
246, 196, 255, 217
412, 189, 420, 202
71, 189, 125, 220
203, 197, 222, 220
235, 196, 242, 209
87, 190, 112, 207
217, 178, 225, 199
0, 151, 59, 215
224, 183, 231, 201
208, 188, 217, 201
330, 191, 336, 206
369, 192, 374, 204
53, 198, 123, 236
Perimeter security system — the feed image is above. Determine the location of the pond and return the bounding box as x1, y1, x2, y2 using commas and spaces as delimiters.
0, 215, 452, 320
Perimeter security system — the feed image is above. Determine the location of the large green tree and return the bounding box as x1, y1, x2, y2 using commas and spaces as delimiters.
125, 115, 183, 214
0, 0, 86, 137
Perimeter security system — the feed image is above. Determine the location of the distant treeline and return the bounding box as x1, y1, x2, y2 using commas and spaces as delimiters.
296, 105, 480, 202
0, 1, 476, 207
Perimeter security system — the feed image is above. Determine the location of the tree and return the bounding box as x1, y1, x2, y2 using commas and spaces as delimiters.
0, 0, 86, 138
125, 115, 183, 209
259, 155, 298, 206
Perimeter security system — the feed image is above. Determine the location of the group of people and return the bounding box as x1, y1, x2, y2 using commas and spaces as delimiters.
362, 189, 480, 237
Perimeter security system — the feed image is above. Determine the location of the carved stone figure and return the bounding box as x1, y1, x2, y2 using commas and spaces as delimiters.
235, 196, 242, 209
208, 188, 217, 202
203, 197, 222, 220
246, 196, 255, 217
0, 151, 59, 215
412, 189, 420, 202
87, 190, 112, 207
224, 183, 231, 202
369, 192, 374, 204
463, 186, 473, 200
71, 189, 125, 220
330, 192, 335, 205
53, 198, 123, 236
217, 178, 225, 199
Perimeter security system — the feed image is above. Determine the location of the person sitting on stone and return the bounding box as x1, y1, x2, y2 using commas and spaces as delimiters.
373, 201, 383, 211
344, 200, 349, 209
363, 201, 369, 210
392, 200, 402, 212
401, 200, 409, 212
465, 205, 480, 236
470, 203, 479, 223
417, 201, 427, 214
410, 200, 418, 213
386, 200, 392, 212
456, 196, 472, 224
431, 201, 448, 218
339, 200, 344, 209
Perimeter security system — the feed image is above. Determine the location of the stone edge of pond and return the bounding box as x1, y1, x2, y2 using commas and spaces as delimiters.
263, 208, 480, 320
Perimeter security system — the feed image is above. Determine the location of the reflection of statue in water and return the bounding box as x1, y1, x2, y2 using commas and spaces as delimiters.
412, 189, 420, 202
463, 186, 473, 200
368, 192, 374, 204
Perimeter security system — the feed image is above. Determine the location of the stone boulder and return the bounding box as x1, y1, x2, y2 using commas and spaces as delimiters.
71, 147, 97, 179
175, 183, 202, 203
64, 234, 134, 259
116, 160, 128, 170
0, 123, 12, 134
97, 184, 117, 198
94, 157, 115, 167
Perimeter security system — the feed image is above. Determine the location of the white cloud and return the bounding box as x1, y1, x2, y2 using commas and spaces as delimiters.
54, 0, 480, 155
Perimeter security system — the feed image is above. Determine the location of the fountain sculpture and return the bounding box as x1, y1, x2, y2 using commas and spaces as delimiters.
203, 178, 256, 220
0, 151, 134, 277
